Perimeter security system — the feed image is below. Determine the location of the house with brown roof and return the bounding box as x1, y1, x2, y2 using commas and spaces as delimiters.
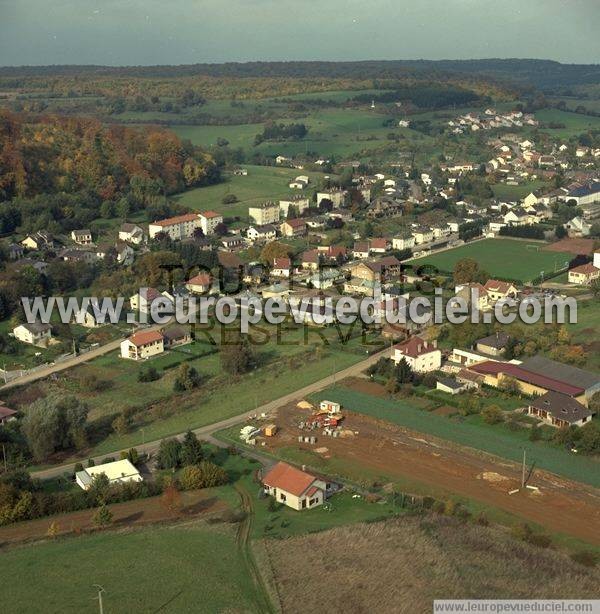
568, 263, 600, 285
352, 241, 371, 259
391, 336, 441, 372
280, 218, 307, 237
120, 330, 164, 360
527, 391, 594, 428
0, 404, 18, 425
475, 332, 510, 356
261, 462, 330, 511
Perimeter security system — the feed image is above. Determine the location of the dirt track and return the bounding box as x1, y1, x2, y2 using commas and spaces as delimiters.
266, 384, 600, 545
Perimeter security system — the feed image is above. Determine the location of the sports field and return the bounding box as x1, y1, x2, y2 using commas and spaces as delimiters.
410, 239, 573, 283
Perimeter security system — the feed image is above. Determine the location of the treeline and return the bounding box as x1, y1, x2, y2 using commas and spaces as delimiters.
354, 85, 484, 110
499, 225, 546, 240
253, 121, 308, 145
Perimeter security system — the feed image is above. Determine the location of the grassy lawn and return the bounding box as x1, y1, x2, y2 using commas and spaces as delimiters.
568, 298, 600, 371
409, 238, 573, 283
308, 387, 600, 488
491, 180, 550, 201
172, 164, 331, 218
0, 522, 263, 614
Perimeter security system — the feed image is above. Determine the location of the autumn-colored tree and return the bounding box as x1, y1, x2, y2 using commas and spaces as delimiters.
260, 241, 291, 266
453, 258, 489, 285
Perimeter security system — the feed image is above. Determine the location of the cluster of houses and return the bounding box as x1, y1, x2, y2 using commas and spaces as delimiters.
448, 109, 538, 135
389, 330, 599, 431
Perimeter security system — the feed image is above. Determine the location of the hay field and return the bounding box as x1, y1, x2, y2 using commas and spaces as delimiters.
265, 516, 600, 614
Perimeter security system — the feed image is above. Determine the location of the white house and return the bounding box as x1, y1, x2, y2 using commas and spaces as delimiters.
75, 459, 143, 490
262, 462, 330, 511
119, 223, 145, 245
120, 330, 165, 360
71, 229, 93, 245
246, 224, 277, 244
149, 213, 202, 240
565, 216, 592, 237
13, 322, 52, 347
391, 336, 441, 373
392, 235, 416, 251
199, 211, 223, 236
130, 288, 174, 315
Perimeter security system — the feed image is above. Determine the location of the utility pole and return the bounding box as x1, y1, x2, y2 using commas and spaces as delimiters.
2, 443, 7, 472
93, 585, 105, 614
521, 449, 527, 489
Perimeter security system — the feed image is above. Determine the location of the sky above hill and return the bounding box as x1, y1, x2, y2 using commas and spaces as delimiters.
0, 0, 598, 66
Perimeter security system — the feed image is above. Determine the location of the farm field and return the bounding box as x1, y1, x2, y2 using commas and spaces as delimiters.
264, 516, 600, 614
173, 164, 332, 218
535, 108, 600, 138
0, 521, 264, 614
172, 108, 427, 158
410, 238, 573, 283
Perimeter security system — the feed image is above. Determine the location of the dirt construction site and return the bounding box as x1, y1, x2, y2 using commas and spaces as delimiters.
254, 381, 600, 545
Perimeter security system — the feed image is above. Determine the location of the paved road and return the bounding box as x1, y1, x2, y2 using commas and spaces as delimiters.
0, 338, 125, 391
31, 348, 388, 480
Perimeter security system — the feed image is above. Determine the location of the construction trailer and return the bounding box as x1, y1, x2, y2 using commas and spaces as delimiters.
319, 400, 342, 414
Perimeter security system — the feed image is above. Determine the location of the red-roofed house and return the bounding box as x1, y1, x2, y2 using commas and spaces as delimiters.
468, 360, 587, 402
568, 263, 600, 285
262, 462, 328, 510
186, 273, 212, 294
120, 330, 164, 360
369, 238, 390, 253
272, 257, 292, 278
391, 336, 441, 372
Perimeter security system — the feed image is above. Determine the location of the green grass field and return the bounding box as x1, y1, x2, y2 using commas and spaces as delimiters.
172, 108, 424, 158
173, 164, 330, 218
0, 522, 263, 614
410, 238, 573, 283
535, 108, 600, 138
491, 180, 551, 201
309, 387, 600, 488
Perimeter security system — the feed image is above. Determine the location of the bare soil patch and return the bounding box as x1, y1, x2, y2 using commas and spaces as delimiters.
544, 238, 595, 255
265, 401, 600, 545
